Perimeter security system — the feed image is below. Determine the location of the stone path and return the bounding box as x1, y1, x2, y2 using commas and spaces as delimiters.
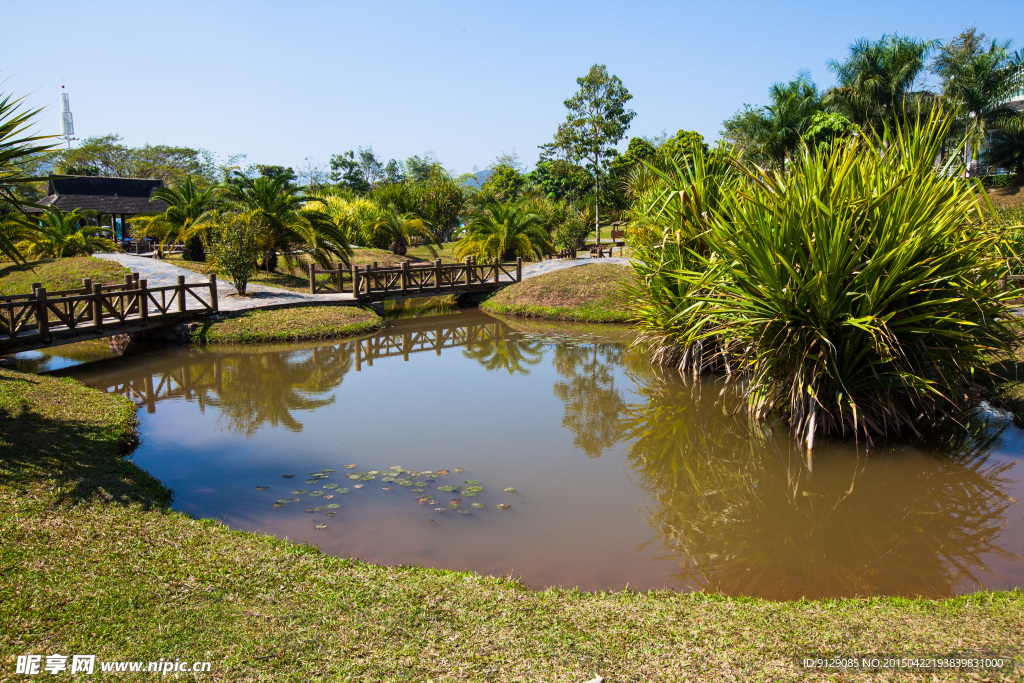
94, 253, 632, 313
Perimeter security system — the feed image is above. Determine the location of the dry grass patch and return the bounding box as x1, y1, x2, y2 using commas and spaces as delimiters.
483, 263, 634, 322
0, 257, 129, 296
189, 305, 384, 344
987, 186, 1024, 210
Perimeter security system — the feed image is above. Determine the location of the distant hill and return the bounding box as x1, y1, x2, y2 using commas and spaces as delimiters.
461, 168, 493, 189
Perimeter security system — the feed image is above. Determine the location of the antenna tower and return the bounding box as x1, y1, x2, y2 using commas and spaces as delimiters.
59, 85, 78, 149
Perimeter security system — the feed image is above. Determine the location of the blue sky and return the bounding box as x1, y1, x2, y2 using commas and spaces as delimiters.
3, 0, 1022, 176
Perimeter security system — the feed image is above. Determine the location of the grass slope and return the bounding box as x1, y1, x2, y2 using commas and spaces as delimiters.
0, 369, 1022, 680
189, 306, 384, 344
483, 263, 634, 323
0, 257, 129, 296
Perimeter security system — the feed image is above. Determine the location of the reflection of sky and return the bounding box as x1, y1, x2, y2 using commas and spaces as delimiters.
57, 311, 1024, 598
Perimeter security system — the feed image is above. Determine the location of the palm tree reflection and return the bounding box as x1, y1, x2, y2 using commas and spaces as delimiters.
551, 341, 628, 457
624, 368, 1018, 599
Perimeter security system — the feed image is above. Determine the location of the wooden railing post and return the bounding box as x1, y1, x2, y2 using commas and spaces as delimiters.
139, 280, 149, 324
177, 276, 187, 314
464, 257, 472, 286
401, 261, 409, 294
92, 284, 104, 330
35, 287, 49, 340
516, 257, 522, 282
208, 273, 219, 312
434, 259, 442, 290
308, 263, 317, 294
124, 274, 137, 316
352, 265, 361, 300
335, 262, 344, 293
492, 258, 499, 284
82, 278, 93, 319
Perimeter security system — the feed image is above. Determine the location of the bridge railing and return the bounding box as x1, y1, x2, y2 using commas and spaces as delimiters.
0, 274, 218, 342
308, 256, 522, 300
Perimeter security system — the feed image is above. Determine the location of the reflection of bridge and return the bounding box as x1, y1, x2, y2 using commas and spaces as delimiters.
353, 312, 502, 370
0, 275, 218, 355
72, 312, 509, 412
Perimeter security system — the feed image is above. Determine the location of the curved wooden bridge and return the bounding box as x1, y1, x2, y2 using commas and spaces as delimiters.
309, 256, 522, 301
0, 274, 219, 355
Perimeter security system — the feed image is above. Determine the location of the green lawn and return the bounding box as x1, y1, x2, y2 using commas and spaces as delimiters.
0, 257, 129, 296
189, 305, 384, 344
483, 263, 634, 322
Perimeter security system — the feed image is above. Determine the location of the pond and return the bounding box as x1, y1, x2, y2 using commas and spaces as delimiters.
27, 308, 1024, 600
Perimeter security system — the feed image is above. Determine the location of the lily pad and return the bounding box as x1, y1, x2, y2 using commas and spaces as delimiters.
461, 492, 477, 498
304, 508, 316, 514
312, 506, 326, 512
367, 470, 380, 475
348, 474, 362, 480
322, 511, 338, 517
274, 499, 292, 505
497, 504, 511, 510
412, 488, 425, 493
398, 481, 413, 487
290, 489, 308, 495
381, 486, 392, 491
455, 467, 467, 472
272, 503, 284, 508
360, 476, 375, 481
282, 474, 295, 479
436, 469, 450, 475
288, 497, 303, 503
309, 491, 324, 497
323, 494, 334, 500
255, 486, 269, 491
344, 464, 357, 469
382, 477, 395, 483
325, 503, 342, 509
464, 486, 483, 493
305, 480, 319, 485
338, 488, 350, 494
458, 509, 472, 515
464, 480, 481, 485
471, 503, 486, 509
503, 487, 517, 493
353, 484, 364, 489
323, 483, 338, 490
414, 481, 428, 487
388, 465, 403, 471
314, 524, 327, 530
433, 508, 446, 513
437, 485, 456, 492
321, 468, 335, 473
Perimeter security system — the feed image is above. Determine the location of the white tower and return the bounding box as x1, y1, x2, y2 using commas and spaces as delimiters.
58, 86, 78, 149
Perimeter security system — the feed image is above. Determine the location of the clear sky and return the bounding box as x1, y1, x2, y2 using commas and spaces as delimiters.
3, 0, 1022, 176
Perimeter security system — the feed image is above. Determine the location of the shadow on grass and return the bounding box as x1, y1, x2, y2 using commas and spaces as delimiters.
0, 373, 172, 509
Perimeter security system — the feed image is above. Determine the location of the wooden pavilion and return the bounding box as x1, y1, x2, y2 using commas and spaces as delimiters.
30, 176, 167, 242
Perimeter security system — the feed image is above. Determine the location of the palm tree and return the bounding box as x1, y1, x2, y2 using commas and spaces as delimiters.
222, 173, 350, 271
825, 34, 938, 131
361, 205, 435, 256
0, 88, 59, 262
454, 199, 553, 261
933, 41, 1023, 172
753, 74, 823, 170
130, 176, 220, 261
20, 207, 117, 259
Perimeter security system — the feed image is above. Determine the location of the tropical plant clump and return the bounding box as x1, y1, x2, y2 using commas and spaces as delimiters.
209, 211, 266, 295
626, 113, 1018, 449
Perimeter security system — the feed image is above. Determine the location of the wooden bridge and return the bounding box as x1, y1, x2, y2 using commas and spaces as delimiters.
309, 256, 522, 301
0, 274, 219, 354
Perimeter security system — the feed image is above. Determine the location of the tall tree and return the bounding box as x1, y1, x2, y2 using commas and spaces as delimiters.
552, 64, 636, 235
131, 176, 220, 261
329, 150, 369, 192
826, 34, 937, 131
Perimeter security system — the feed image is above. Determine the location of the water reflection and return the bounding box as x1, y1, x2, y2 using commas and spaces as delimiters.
551, 341, 627, 457
623, 368, 1019, 599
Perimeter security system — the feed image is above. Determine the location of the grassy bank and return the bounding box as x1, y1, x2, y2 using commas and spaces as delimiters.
482, 263, 634, 323
188, 305, 384, 344
0, 368, 1022, 681
0, 257, 129, 296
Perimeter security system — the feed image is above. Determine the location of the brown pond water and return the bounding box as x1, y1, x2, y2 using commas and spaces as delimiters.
31, 308, 1024, 600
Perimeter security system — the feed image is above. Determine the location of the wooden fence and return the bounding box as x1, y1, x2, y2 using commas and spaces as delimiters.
309, 256, 522, 300
0, 273, 218, 348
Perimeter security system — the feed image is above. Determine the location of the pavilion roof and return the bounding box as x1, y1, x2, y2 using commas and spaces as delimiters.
30, 176, 168, 215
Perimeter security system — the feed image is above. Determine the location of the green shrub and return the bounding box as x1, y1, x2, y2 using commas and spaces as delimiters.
209, 211, 266, 295
626, 112, 1018, 448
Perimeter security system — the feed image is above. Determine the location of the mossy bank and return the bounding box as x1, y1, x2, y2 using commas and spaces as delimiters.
482, 263, 634, 323
1, 368, 1022, 681
188, 305, 384, 344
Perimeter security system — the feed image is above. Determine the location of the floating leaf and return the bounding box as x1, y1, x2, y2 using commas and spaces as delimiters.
398, 481, 413, 487
309, 473, 327, 478
464, 480, 481, 485
304, 508, 316, 514
338, 488, 350, 494
323, 483, 338, 490
323, 494, 334, 500
348, 474, 362, 480
322, 511, 338, 517
305, 480, 319, 485
414, 481, 428, 487
461, 492, 477, 498
412, 488, 425, 493
420, 470, 434, 476
418, 496, 432, 505
381, 477, 395, 483
290, 489, 308, 495
274, 499, 292, 505
437, 485, 456, 492
255, 486, 269, 491
464, 486, 483, 493
314, 524, 327, 530
288, 497, 303, 503
436, 469, 450, 475
325, 503, 341, 509
454, 468, 467, 472
381, 486, 392, 491
368, 470, 380, 475
389, 465, 403, 471
321, 468, 335, 473
353, 484, 364, 489
458, 509, 472, 515
272, 503, 284, 508
282, 474, 295, 479
497, 504, 511, 510
312, 506, 326, 512
433, 508, 446, 513
344, 464, 357, 469
471, 503, 486, 509
503, 488, 517, 493
360, 476, 375, 481
309, 491, 324, 497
